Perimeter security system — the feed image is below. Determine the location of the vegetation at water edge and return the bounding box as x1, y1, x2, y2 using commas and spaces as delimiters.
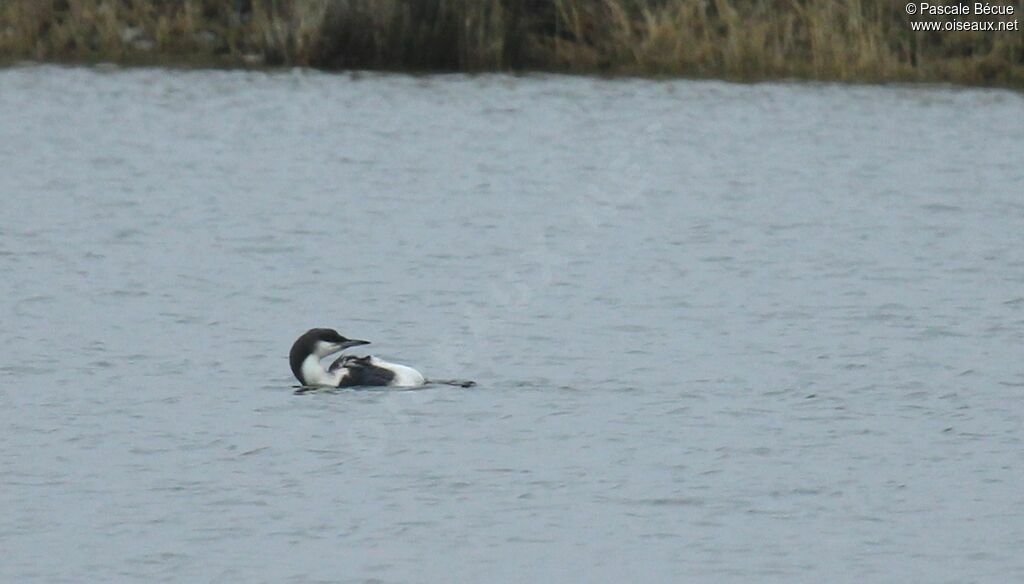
1, 0, 1021, 87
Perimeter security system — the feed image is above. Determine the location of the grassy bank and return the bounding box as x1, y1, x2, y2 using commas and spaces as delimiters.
1, 0, 1022, 87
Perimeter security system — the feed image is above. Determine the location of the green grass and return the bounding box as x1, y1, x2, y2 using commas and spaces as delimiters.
1, 0, 1021, 87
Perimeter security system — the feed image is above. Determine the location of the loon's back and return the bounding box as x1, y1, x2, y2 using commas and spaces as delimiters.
330, 355, 426, 388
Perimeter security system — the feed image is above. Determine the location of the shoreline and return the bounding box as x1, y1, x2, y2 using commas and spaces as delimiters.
2, 0, 1021, 89
6, 59, 1022, 95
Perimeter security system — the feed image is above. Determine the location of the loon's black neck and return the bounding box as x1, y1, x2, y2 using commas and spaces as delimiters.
289, 348, 312, 384
289, 334, 321, 384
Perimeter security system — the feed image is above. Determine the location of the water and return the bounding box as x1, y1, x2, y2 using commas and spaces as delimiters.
1, 65, 1022, 582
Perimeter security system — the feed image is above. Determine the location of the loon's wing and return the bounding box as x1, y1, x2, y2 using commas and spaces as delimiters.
328, 354, 359, 373
330, 355, 397, 387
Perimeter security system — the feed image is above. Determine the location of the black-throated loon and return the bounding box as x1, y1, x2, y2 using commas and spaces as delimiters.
290, 328, 425, 387
290, 328, 477, 389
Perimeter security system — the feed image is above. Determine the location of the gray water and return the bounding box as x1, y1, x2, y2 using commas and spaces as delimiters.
1, 65, 1022, 583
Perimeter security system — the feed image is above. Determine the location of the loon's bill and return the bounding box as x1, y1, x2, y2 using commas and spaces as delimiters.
289, 327, 474, 389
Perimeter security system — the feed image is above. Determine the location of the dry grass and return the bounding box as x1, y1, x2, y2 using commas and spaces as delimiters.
0, 0, 1021, 87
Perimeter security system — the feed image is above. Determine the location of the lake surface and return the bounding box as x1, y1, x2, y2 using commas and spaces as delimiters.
1, 65, 1022, 583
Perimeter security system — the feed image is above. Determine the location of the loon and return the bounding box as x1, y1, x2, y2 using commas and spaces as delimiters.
289, 328, 426, 388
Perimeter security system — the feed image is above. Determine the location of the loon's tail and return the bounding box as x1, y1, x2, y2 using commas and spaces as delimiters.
427, 378, 476, 388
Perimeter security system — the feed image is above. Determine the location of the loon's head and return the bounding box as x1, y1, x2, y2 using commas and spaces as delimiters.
296, 328, 370, 358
